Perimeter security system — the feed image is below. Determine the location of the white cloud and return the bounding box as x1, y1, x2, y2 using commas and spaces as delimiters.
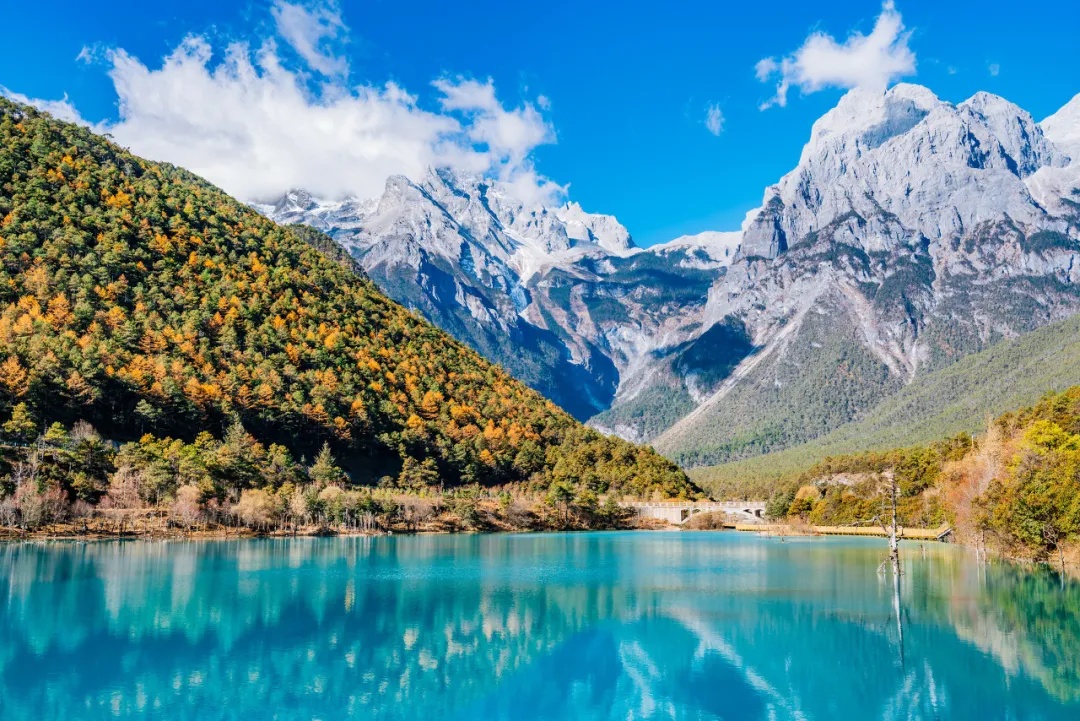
434, 77, 553, 165
271, 0, 348, 77
705, 103, 724, 136
756, 1, 916, 109
15, 2, 560, 206
0, 87, 94, 128
988, 63, 1000, 77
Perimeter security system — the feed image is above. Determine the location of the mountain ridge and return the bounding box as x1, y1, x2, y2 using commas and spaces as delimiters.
260, 167, 740, 421
262, 83, 1080, 469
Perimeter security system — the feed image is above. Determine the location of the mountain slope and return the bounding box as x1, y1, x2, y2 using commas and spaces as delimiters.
746, 384, 1080, 569
690, 311, 1080, 499
654, 84, 1080, 466
0, 97, 693, 498
258, 84, 1080, 468
260, 172, 739, 421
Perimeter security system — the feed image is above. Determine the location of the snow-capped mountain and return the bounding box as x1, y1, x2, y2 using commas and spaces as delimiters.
739, 84, 1069, 260
258, 168, 738, 420
1042, 93, 1080, 158
652, 84, 1080, 465
262, 83, 1080, 468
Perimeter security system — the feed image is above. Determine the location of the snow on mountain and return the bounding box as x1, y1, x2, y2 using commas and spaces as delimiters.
740, 84, 1070, 260
261, 84, 1080, 468
1028, 93, 1080, 217
643, 231, 742, 270
555, 202, 635, 253
1042, 93, 1080, 160
653, 85, 1080, 466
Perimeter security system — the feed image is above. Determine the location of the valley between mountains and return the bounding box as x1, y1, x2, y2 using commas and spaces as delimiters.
261, 83, 1080, 474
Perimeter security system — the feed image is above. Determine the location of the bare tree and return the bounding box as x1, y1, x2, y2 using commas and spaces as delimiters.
170, 485, 204, 532
876, 471, 903, 577
874, 471, 906, 666
10, 448, 43, 488
0, 497, 17, 529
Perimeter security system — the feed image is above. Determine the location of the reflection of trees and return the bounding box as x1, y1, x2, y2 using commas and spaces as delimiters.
661, 541, 1080, 720
0, 537, 654, 720
1, 536, 1079, 720
907, 552, 1080, 704
984, 568, 1080, 701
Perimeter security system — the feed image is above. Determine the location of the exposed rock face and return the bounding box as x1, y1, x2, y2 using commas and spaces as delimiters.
258, 169, 737, 420
261, 85, 1080, 467
741, 85, 1068, 260
653, 85, 1080, 465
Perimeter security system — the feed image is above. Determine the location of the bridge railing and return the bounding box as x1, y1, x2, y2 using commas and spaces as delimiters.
619, 501, 765, 509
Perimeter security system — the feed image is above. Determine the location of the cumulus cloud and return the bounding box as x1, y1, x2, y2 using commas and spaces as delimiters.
13, 1, 560, 205
705, 103, 724, 136
434, 77, 553, 163
271, 0, 348, 77
756, 1, 916, 109
0, 87, 94, 128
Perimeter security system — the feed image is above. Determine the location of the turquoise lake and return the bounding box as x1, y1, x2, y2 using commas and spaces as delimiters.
1, 532, 1079, 720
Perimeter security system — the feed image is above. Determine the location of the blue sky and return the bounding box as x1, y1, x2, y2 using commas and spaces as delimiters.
3, 0, 1079, 245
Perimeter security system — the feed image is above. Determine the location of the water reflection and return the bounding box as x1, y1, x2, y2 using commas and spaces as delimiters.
0, 533, 1077, 720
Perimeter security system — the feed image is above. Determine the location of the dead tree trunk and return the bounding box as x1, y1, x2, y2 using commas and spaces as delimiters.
876, 472, 906, 666
888, 477, 901, 577
878, 473, 902, 577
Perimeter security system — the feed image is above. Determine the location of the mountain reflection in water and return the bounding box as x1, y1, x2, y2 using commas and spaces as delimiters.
1, 533, 1078, 720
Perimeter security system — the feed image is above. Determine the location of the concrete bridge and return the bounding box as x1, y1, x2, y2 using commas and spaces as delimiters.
621, 501, 766, 525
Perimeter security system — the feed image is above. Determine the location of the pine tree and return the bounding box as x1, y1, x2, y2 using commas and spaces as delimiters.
43, 422, 70, 446
3, 403, 37, 444
309, 443, 345, 487
398, 457, 439, 490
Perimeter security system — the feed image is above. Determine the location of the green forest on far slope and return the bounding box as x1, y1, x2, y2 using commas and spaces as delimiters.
750, 386, 1080, 571
693, 311, 1080, 500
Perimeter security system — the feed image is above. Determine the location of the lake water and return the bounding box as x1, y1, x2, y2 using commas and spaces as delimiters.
1, 532, 1078, 720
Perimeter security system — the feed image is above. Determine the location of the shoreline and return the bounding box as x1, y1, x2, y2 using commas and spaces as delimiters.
0, 515, 671, 543
0, 519, 950, 544
4, 520, 1075, 577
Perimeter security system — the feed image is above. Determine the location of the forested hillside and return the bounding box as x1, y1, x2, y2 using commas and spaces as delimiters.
753, 387, 1080, 570
0, 98, 693, 519
693, 312, 1080, 499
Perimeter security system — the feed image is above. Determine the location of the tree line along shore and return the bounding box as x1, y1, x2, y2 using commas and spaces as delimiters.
0, 407, 674, 540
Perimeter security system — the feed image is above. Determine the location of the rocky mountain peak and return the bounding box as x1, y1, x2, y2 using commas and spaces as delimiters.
556, 202, 636, 253
741, 83, 1069, 260
806, 83, 941, 153
1042, 93, 1080, 160
377, 174, 429, 211
958, 91, 1064, 176
272, 188, 318, 215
